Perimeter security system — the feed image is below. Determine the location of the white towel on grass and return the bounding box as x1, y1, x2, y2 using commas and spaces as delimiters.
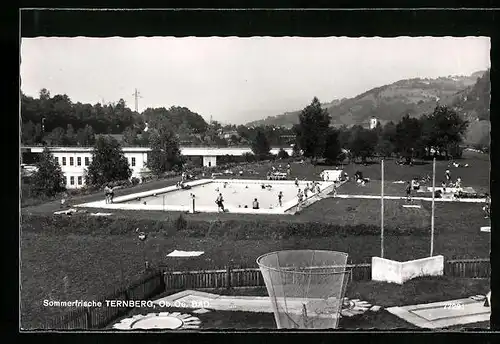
167, 250, 204, 257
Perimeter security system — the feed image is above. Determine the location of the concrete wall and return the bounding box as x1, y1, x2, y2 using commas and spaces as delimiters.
372, 255, 444, 284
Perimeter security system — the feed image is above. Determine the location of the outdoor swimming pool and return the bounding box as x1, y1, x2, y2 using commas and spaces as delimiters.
75, 179, 335, 215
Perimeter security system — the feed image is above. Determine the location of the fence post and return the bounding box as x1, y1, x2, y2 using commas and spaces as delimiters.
85, 307, 92, 329
226, 265, 232, 289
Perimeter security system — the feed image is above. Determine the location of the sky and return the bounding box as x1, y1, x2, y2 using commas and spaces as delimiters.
20, 36, 490, 125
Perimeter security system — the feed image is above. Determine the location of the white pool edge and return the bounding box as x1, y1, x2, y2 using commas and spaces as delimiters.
74, 179, 334, 215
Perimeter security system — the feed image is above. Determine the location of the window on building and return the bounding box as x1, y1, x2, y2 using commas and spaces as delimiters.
77, 176, 82, 185
55, 157, 59, 164
77, 157, 81, 166
131, 157, 136, 167
85, 157, 90, 166
62, 157, 66, 166
70, 176, 75, 185
70, 157, 74, 166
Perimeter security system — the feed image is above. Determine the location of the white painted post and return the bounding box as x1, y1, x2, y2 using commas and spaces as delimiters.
163, 195, 165, 212
381, 159, 384, 258
430, 157, 436, 257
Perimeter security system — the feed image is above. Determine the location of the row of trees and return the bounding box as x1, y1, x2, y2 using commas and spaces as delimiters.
295, 97, 469, 163
21, 88, 297, 148
22, 89, 141, 137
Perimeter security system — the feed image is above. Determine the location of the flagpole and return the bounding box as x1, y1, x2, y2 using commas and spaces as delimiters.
381, 159, 384, 258
430, 157, 436, 257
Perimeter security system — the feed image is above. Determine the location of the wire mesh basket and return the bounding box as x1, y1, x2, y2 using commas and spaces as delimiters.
257, 250, 350, 329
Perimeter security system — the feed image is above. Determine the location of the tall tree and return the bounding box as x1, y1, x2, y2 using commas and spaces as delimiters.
423, 105, 469, 159
251, 129, 271, 159
21, 121, 36, 145
45, 127, 66, 145
146, 124, 183, 176
76, 124, 96, 146
295, 97, 331, 161
63, 124, 77, 145
375, 121, 397, 158
86, 136, 132, 186
323, 128, 342, 162
31, 148, 66, 196
394, 115, 423, 158
292, 141, 301, 157
348, 127, 378, 163
122, 126, 139, 146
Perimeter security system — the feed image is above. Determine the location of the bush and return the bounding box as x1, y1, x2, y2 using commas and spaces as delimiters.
277, 149, 290, 159
242, 152, 256, 163
131, 177, 140, 186
20, 213, 428, 239
175, 214, 188, 231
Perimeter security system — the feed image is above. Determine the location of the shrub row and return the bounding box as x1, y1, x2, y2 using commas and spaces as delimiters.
22, 213, 429, 239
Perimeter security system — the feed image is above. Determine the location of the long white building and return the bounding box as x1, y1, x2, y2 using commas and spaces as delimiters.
21, 146, 294, 189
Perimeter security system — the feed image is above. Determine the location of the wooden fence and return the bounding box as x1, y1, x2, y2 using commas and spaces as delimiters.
163, 258, 490, 291
44, 269, 165, 330
444, 258, 490, 279
42, 258, 489, 329
163, 263, 373, 290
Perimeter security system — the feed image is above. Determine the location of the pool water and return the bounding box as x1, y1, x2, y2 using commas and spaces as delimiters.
123, 180, 327, 210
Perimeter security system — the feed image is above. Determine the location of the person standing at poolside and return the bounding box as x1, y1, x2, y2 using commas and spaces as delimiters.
109, 185, 115, 204
61, 192, 68, 208
445, 169, 451, 184
252, 198, 260, 210
216, 193, 225, 212
104, 185, 111, 204
483, 193, 491, 219
278, 191, 283, 207
297, 189, 303, 203
405, 181, 412, 202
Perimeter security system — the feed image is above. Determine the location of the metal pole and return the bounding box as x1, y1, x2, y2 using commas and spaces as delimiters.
430, 157, 436, 257
381, 159, 384, 258
163, 195, 165, 211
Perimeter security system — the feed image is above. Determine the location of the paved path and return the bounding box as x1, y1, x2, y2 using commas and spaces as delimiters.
154, 290, 346, 315
387, 297, 490, 329
332, 194, 486, 203
157, 290, 489, 328
153, 290, 374, 318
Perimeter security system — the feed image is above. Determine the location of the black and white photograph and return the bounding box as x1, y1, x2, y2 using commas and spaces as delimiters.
19, 10, 492, 331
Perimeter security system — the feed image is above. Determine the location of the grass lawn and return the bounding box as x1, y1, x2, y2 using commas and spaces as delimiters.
21, 200, 490, 329
106, 275, 489, 330
20, 152, 490, 329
